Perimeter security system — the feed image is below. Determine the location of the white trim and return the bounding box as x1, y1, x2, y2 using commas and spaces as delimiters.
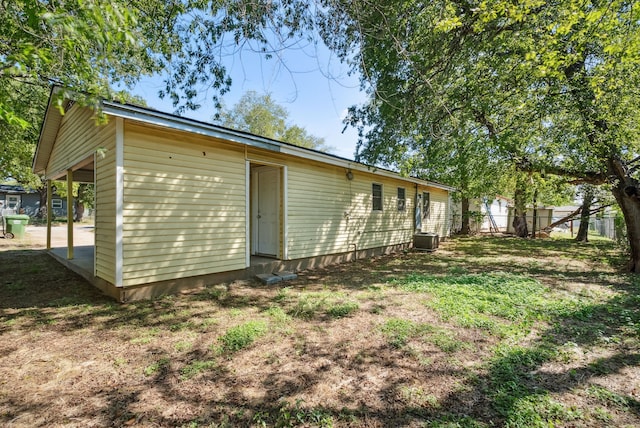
245, 160, 250, 267
93, 152, 97, 276
115, 118, 124, 287
251, 164, 282, 257
372, 182, 384, 212
251, 168, 258, 256
282, 166, 288, 260
245, 157, 286, 168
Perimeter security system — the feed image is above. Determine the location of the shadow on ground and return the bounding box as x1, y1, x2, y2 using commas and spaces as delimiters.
1, 236, 640, 427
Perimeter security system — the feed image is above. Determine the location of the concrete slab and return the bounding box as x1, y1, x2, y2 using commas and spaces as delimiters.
275, 271, 298, 281
256, 273, 283, 285
25, 224, 95, 248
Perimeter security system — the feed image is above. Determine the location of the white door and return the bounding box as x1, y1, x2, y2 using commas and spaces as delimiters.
254, 167, 280, 256
7, 195, 20, 210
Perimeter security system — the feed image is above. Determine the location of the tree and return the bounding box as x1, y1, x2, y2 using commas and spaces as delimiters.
0, 81, 47, 187
1, 0, 313, 198
216, 91, 331, 151
319, 1, 640, 270
1, 1, 313, 125
396, 117, 510, 235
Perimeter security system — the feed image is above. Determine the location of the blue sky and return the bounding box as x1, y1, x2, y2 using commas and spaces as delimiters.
131, 39, 366, 160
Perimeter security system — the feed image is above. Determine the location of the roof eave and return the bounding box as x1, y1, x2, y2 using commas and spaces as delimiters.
101, 101, 455, 192
32, 86, 68, 175
33, 89, 455, 193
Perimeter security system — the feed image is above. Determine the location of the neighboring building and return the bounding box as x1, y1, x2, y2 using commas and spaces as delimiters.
451, 196, 512, 233
0, 184, 70, 217
506, 206, 554, 234
33, 88, 454, 301
0, 184, 30, 214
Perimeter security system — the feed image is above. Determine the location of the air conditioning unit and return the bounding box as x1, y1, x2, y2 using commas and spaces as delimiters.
413, 233, 439, 251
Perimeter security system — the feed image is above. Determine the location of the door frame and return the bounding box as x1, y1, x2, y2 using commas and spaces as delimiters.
246, 160, 287, 265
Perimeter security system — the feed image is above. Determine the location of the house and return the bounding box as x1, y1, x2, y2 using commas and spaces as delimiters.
0, 184, 31, 214
0, 184, 71, 217
33, 87, 453, 301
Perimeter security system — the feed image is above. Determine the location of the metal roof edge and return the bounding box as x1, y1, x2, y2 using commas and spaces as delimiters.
32, 86, 64, 174
101, 101, 283, 153
102, 101, 455, 192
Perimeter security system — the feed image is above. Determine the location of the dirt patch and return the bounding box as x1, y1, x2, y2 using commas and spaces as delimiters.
1, 236, 639, 427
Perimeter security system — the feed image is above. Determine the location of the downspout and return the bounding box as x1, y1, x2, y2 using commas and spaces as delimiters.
447, 192, 452, 238
348, 243, 357, 261
345, 167, 357, 261
414, 183, 420, 232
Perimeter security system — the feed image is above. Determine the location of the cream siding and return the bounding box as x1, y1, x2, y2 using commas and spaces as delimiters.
286, 160, 415, 259
121, 123, 246, 286
46, 105, 106, 179
420, 187, 449, 236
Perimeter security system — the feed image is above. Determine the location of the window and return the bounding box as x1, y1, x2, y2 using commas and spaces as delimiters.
397, 187, 406, 211
422, 192, 430, 219
52, 199, 63, 209
372, 183, 383, 211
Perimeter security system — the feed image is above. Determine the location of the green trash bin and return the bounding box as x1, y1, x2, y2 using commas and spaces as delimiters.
4, 214, 29, 239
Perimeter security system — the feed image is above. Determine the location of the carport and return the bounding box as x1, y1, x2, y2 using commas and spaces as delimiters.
33, 101, 98, 289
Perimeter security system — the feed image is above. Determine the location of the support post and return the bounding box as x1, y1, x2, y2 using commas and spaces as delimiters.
67, 169, 74, 260
46, 180, 52, 249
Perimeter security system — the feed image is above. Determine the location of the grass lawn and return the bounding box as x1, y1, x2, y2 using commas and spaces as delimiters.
1, 234, 640, 427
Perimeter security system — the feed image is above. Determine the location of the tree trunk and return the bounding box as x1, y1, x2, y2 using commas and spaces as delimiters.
575, 186, 595, 242
73, 200, 84, 222
513, 212, 528, 238
73, 183, 86, 222
512, 174, 529, 238
460, 197, 470, 235
37, 186, 47, 219
609, 158, 640, 272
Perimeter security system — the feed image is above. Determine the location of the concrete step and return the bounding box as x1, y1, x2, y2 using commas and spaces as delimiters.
256, 271, 298, 285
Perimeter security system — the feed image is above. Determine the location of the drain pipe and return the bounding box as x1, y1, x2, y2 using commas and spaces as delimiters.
348, 243, 357, 261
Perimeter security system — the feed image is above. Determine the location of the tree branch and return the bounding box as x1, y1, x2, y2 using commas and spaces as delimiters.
517, 163, 608, 185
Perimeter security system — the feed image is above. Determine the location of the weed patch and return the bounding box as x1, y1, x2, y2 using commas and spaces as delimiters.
326, 301, 359, 318
253, 399, 334, 427
392, 272, 577, 337
218, 320, 268, 353
380, 318, 433, 348
180, 360, 217, 380
143, 358, 169, 376
264, 306, 291, 324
